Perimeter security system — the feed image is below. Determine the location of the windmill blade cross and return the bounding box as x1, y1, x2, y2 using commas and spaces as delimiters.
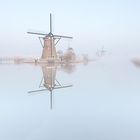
50, 13, 52, 33
54, 35, 73, 39
54, 85, 73, 90
27, 31, 48, 36
28, 88, 48, 93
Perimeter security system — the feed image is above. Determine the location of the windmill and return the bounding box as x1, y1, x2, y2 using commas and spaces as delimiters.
100, 46, 106, 56
28, 64, 72, 109
27, 13, 73, 63
96, 46, 106, 57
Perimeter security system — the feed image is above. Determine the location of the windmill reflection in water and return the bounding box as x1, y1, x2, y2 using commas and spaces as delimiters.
28, 64, 73, 109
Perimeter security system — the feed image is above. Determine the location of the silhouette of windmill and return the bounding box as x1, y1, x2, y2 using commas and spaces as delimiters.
27, 13, 73, 63
96, 46, 106, 57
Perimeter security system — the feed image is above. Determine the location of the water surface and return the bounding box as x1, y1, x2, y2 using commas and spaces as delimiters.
0, 56, 140, 140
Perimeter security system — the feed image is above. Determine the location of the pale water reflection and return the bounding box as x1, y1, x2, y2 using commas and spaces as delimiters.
0, 57, 140, 140
28, 64, 73, 109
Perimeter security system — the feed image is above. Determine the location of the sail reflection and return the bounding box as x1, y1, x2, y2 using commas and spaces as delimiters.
28, 64, 73, 109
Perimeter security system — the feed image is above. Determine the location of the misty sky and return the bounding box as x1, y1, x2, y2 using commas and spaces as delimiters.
0, 0, 140, 57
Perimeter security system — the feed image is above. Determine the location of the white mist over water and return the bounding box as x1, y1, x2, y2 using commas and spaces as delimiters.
0, 56, 140, 140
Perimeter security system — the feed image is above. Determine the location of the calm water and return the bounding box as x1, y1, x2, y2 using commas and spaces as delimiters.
0, 56, 140, 140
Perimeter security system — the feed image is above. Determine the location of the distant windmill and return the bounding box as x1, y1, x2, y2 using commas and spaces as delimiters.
100, 46, 106, 55
96, 46, 106, 57
27, 13, 73, 62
